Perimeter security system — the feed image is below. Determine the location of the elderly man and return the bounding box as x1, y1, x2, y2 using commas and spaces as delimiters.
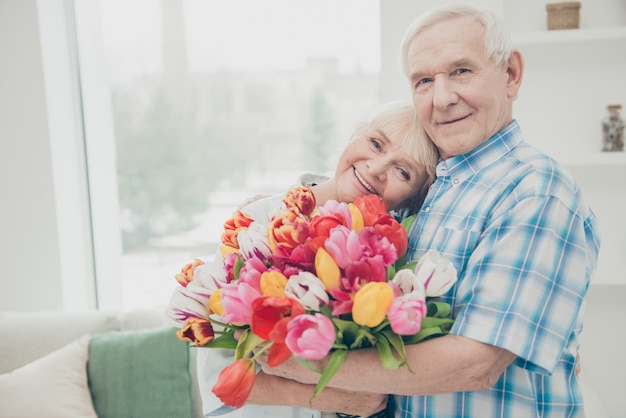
259, 5, 600, 417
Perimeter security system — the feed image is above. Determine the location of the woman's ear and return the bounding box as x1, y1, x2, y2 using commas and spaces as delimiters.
506, 48, 524, 99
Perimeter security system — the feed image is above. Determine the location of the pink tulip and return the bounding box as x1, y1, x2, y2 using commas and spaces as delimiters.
286, 313, 335, 360
220, 281, 260, 325
388, 296, 427, 335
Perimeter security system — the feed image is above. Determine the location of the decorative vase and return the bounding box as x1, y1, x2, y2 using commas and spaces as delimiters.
602, 104, 625, 152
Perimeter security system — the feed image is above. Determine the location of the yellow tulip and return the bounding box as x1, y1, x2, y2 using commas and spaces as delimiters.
209, 289, 224, 315
260, 271, 288, 297
347, 203, 364, 232
315, 248, 341, 292
352, 282, 394, 327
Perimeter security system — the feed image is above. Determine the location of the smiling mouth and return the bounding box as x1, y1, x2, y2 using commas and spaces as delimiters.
353, 168, 377, 194
439, 114, 469, 125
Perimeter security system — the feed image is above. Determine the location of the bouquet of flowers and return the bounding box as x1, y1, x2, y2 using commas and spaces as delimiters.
166, 187, 457, 408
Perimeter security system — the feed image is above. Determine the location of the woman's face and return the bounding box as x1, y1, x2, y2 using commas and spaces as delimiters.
333, 124, 427, 211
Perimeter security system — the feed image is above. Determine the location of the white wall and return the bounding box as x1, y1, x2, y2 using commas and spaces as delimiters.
0, 0, 65, 310
0, 0, 97, 311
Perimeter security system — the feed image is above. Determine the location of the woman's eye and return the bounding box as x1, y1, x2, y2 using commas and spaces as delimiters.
454, 68, 471, 76
369, 138, 382, 151
397, 167, 411, 181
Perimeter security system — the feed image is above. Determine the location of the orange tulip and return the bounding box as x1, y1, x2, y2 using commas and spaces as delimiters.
175, 259, 205, 287
268, 209, 310, 254
221, 210, 255, 251
283, 186, 316, 216
176, 317, 215, 347
212, 359, 256, 408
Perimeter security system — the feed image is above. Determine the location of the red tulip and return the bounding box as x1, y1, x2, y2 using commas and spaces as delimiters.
372, 213, 408, 258
353, 194, 387, 226
250, 296, 305, 340
212, 359, 256, 408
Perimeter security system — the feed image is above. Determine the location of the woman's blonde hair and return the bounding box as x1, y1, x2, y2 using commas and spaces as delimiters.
356, 101, 439, 212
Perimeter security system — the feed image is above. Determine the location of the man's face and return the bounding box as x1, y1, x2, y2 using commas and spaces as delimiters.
405, 16, 515, 159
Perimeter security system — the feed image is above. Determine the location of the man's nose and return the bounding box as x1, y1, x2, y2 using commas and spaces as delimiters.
432, 76, 459, 110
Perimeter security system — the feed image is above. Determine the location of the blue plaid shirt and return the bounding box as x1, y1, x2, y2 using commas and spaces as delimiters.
395, 121, 601, 418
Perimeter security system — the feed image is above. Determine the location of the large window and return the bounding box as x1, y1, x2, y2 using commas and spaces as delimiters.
76, 0, 381, 310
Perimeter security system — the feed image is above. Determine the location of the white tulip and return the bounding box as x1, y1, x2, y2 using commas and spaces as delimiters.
414, 250, 458, 297
284, 271, 330, 311
391, 268, 426, 300
194, 261, 228, 292
237, 221, 272, 260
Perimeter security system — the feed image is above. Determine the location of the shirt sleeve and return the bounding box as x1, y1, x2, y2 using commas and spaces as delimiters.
450, 194, 598, 374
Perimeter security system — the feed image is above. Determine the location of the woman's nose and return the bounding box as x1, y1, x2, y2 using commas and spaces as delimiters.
367, 157, 389, 179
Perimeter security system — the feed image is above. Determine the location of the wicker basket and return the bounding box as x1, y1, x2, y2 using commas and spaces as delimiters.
546, 2, 581, 30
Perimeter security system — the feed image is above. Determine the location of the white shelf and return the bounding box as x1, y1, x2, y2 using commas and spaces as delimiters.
512, 26, 626, 46
562, 152, 626, 167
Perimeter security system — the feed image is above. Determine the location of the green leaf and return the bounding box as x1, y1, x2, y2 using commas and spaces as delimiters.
427, 301, 452, 317
401, 213, 417, 232
310, 349, 348, 403
293, 357, 323, 374
402, 317, 454, 345
233, 255, 245, 280
332, 317, 361, 346
350, 327, 377, 349
204, 331, 238, 350
375, 333, 405, 370
234, 329, 266, 359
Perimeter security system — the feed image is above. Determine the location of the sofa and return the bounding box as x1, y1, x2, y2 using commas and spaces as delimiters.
0, 308, 203, 418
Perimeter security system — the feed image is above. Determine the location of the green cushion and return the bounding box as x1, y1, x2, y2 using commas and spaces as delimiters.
87, 326, 193, 418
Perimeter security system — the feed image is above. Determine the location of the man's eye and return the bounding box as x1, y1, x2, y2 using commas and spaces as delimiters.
415, 78, 432, 89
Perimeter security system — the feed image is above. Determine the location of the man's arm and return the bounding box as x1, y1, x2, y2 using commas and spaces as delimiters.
259, 334, 517, 396
248, 371, 388, 416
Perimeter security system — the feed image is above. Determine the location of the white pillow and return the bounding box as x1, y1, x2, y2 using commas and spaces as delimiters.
0, 334, 97, 418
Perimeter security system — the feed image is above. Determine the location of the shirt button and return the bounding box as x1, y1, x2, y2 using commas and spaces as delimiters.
453, 178, 459, 185
424, 206, 431, 213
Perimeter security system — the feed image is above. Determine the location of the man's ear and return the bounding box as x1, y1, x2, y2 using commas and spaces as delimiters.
506, 49, 524, 99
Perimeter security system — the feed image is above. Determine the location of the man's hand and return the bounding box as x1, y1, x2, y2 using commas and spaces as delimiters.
256, 351, 324, 385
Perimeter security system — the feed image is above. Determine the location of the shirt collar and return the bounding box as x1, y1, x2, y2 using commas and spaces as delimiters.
437, 120, 523, 185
